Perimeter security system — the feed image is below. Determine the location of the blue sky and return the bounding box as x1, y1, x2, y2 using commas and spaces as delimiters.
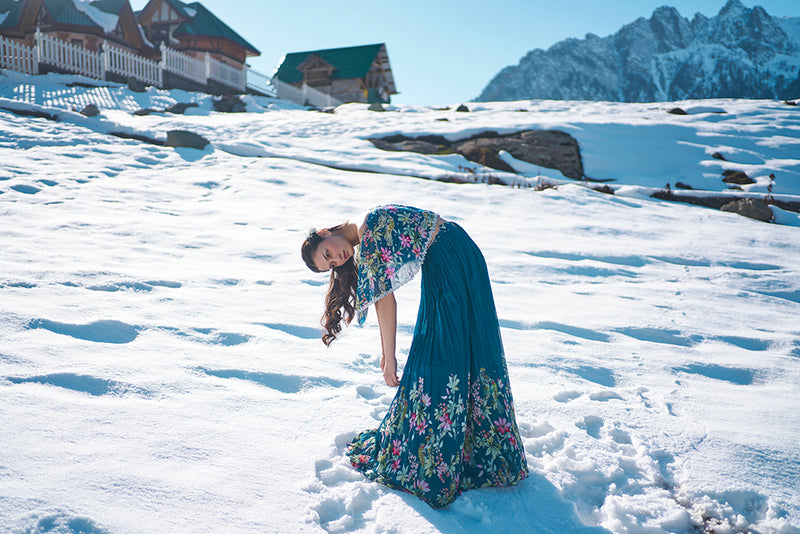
130, 0, 798, 106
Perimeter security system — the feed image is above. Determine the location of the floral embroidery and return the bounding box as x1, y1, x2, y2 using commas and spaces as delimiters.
355, 205, 439, 325
347, 368, 529, 508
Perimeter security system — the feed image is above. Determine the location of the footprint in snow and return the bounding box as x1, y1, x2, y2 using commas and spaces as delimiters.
576, 415, 604, 438
14, 511, 110, 534
198, 367, 347, 393
553, 390, 583, 403
6, 373, 149, 397
305, 432, 380, 533
28, 318, 140, 344
589, 390, 625, 402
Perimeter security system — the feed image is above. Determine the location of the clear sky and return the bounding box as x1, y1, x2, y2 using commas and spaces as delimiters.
130, 0, 799, 106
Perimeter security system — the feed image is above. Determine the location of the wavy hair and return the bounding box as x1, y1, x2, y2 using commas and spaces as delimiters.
301, 223, 358, 346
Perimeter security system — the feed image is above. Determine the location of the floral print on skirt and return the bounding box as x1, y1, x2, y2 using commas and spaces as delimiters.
346, 222, 528, 507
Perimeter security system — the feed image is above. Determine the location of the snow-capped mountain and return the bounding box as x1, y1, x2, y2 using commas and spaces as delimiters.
477, 0, 800, 102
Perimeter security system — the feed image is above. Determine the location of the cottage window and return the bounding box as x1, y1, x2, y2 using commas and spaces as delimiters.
71, 38, 83, 47
35, 6, 50, 26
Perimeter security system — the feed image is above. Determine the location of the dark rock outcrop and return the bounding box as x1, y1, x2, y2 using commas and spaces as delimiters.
722, 170, 755, 184
370, 130, 584, 179
166, 102, 199, 114
213, 95, 246, 113
720, 198, 773, 221
79, 104, 100, 117
166, 130, 209, 150
127, 77, 147, 93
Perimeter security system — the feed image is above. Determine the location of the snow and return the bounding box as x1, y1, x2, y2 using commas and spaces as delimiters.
73, 0, 120, 34
1, 71, 800, 534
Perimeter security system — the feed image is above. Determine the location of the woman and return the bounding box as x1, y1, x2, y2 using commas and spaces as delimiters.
301, 204, 528, 507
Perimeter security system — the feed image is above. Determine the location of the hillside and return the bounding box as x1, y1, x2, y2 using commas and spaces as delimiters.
1, 71, 800, 534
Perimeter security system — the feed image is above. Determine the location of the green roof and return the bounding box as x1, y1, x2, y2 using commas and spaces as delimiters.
0, 0, 23, 28
274, 43, 385, 84
90, 0, 127, 15
173, 1, 259, 55
42, 0, 97, 27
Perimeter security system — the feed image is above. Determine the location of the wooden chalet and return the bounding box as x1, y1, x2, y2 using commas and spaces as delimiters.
0, 0, 155, 56
136, 0, 259, 70
274, 43, 397, 104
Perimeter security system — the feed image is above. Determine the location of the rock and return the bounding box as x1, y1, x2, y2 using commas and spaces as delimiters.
213, 95, 246, 113
165, 130, 209, 150
368, 102, 385, 112
711, 152, 726, 160
720, 198, 772, 222
675, 182, 694, 190
455, 104, 469, 112
80, 104, 100, 117
785, 100, 798, 106
456, 130, 583, 179
593, 185, 615, 194
722, 170, 755, 185
127, 77, 147, 93
370, 129, 584, 180
668, 107, 687, 115
456, 140, 517, 173
165, 102, 199, 114
133, 108, 156, 116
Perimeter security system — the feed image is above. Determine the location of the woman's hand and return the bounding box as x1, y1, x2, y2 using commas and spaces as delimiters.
381, 353, 400, 387
375, 293, 399, 387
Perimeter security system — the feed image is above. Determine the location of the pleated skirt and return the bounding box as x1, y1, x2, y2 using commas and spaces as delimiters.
346, 222, 529, 507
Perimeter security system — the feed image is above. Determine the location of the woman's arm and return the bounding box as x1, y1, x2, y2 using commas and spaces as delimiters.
374, 292, 399, 387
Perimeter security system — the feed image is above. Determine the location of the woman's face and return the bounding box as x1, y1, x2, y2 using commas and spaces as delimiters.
313, 234, 354, 272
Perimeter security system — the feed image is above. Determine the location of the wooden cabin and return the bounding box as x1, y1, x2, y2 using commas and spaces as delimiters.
274, 43, 397, 104
0, 0, 155, 56
136, 0, 259, 69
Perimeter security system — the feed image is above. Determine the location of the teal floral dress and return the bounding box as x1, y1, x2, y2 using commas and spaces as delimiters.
346, 205, 528, 508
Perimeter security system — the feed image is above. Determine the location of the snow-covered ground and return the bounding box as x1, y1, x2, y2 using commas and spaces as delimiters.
1, 71, 799, 534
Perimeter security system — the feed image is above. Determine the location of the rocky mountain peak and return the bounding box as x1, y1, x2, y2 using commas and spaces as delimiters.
476, 1, 800, 103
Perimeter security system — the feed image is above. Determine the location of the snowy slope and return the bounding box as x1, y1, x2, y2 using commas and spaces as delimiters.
1, 72, 800, 534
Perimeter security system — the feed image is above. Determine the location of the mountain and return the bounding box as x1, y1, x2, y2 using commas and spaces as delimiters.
477, 0, 800, 102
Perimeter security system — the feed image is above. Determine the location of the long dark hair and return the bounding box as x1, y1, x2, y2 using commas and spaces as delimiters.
301, 223, 358, 346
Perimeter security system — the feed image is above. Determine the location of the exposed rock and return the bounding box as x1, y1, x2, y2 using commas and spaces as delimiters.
79, 104, 100, 117
166, 102, 199, 114
127, 77, 147, 93
371, 130, 584, 179
166, 130, 209, 150
711, 152, 726, 160
668, 107, 688, 115
213, 95, 246, 113
455, 104, 469, 112
368, 102, 385, 112
593, 185, 615, 194
457, 130, 583, 179
675, 182, 694, 189
720, 198, 773, 221
722, 170, 755, 184
133, 108, 156, 116
785, 100, 798, 106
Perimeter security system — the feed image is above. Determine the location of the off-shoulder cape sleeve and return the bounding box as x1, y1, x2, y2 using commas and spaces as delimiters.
355, 205, 439, 325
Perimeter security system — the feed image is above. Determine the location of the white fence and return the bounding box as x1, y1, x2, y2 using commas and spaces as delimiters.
37, 30, 103, 79
105, 43, 161, 87
0, 35, 38, 75
2, 31, 328, 106
246, 66, 275, 97
160, 43, 205, 85
274, 78, 342, 108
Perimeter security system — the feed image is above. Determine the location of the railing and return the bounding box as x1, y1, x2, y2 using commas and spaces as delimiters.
208, 55, 245, 92
246, 66, 275, 96
0, 35, 38, 75
36, 29, 103, 79
105, 43, 161, 87
3, 31, 315, 105
274, 78, 342, 108
160, 43, 205, 85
